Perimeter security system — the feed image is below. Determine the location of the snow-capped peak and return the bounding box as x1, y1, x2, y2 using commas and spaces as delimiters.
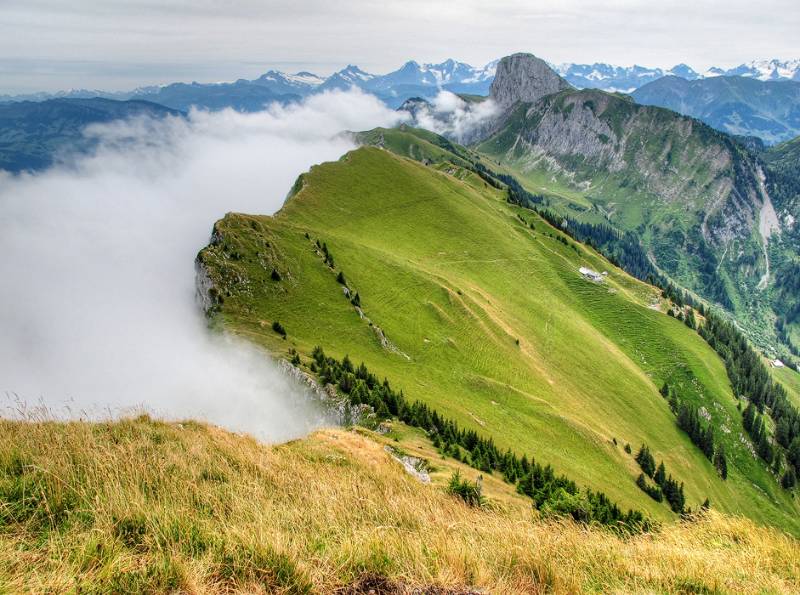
338, 65, 375, 82
286, 71, 325, 86
253, 69, 325, 89
733, 59, 800, 81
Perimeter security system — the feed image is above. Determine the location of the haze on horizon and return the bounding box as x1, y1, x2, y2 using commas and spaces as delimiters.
1, 0, 798, 94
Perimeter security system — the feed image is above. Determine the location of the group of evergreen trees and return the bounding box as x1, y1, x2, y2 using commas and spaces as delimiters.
661, 383, 728, 479
472, 161, 547, 206
773, 260, 800, 360
699, 312, 800, 488
307, 346, 649, 532
742, 401, 771, 460
315, 239, 335, 268
312, 236, 361, 309
634, 445, 686, 513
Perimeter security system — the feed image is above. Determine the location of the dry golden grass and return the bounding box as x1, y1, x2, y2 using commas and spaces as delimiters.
0, 416, 797, 594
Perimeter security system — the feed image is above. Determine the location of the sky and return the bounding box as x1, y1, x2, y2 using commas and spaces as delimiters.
1, 0, 798, 94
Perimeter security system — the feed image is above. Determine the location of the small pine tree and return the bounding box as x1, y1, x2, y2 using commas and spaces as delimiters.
271, 321, 286, 337
654, 462, 666, 487
781, 468, 797, 490
635, 444, 656, 478
714, 444, 728, 480
742, 402, 756, 432
757, 432, 774, 464
271, 268, 282, 281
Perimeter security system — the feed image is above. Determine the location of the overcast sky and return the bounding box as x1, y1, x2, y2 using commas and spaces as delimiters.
1, 0, 798, 94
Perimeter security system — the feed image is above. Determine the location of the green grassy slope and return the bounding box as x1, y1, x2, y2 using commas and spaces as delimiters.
198, 145, 800, 533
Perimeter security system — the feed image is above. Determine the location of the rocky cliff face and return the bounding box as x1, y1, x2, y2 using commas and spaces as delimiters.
489, 53, 572, 108
493, 90, 763, 239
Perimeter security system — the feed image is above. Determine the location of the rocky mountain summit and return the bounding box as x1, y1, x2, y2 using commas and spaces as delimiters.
490, 53, 573, 108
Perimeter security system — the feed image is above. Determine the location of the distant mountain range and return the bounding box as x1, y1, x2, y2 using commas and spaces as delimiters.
3, 58, 798, 111
1, 57, 799, 171
0, 60, 497, 111
553, 59, 800, 93
0, 98, 180, 172
632, 76, 800, 144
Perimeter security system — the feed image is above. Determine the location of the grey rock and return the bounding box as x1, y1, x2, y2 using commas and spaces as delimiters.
490, 53, 572, 108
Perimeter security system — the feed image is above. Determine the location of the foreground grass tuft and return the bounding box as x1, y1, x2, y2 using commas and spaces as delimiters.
0, 416, 797, 593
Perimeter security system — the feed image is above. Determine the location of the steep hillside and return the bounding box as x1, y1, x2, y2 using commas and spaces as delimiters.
3, 417, 797, 593
0, 98, 181, 172
763, 136, 800, 358
471, 54, 785, 349
197, 145, 800, 533
632, 76, 800, 144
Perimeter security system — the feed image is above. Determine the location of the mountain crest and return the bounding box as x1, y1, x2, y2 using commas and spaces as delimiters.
490, 53, 572, 107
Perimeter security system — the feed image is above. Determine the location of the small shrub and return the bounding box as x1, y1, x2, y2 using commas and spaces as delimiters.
272, 321, 287, 337
114, 514, 149, 549
446, 471, 483, 507
107, 554, 185, 592
271, 268, 282, 281
199, 469, 227, 483
214, 541, 312, 593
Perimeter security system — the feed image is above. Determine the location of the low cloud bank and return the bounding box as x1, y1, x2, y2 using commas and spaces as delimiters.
410, 91, 500, 142
0, 89, 403, 441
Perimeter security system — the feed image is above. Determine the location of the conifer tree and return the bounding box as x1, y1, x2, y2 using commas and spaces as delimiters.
635, 445, 656, 477
782, 467, 797, 490
654, 461, 666, 486
714, 444, 728, 480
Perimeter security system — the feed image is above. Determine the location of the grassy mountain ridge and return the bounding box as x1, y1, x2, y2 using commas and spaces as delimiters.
197, 143, 800, 533
3, 416, 797, 593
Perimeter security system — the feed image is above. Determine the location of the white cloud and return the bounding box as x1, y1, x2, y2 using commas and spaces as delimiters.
0, 89, 404, 441
411, 91, 500, 142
